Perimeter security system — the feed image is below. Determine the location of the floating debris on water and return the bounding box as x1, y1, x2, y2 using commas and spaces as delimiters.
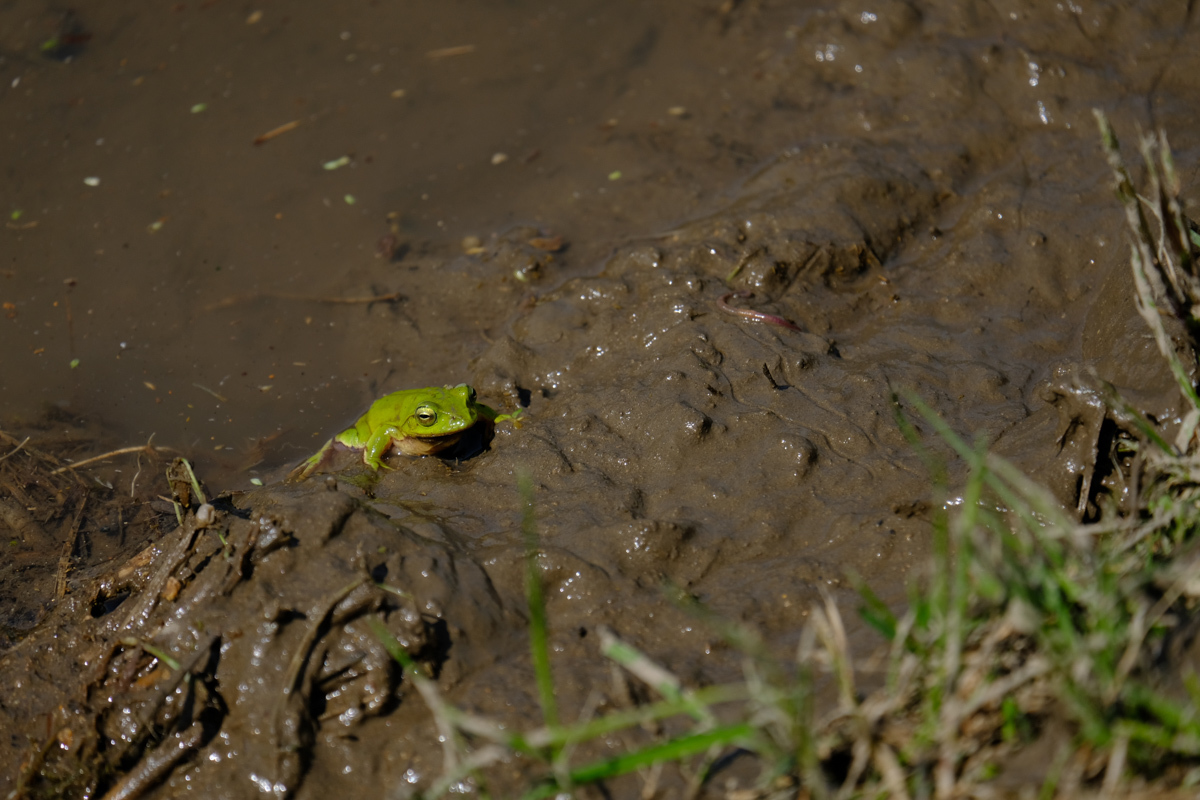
427, 44, 475, 59
253, 120, 300, 145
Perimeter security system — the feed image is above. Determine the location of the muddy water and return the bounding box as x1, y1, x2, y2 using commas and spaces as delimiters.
3, 0, 1200, 796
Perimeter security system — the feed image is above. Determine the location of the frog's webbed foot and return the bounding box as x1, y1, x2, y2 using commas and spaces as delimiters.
286, 459, 319, 483
362, 455, 395, 472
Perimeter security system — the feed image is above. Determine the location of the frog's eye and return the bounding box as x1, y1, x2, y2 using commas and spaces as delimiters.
415, 405, 438, 427
467, 387, 477, 402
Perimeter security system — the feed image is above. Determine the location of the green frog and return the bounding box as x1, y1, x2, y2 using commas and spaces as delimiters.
288, 384, 520, 481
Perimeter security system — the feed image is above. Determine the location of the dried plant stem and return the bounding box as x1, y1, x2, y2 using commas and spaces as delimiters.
51, 436, 176, 475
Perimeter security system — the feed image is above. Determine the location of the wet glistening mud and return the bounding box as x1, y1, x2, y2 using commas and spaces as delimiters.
3, 1, 1200, 797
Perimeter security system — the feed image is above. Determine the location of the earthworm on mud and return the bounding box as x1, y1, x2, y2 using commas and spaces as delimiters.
717, 291, 802, 331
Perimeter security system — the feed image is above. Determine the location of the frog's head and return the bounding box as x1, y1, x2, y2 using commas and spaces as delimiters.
398, 384, 481, 441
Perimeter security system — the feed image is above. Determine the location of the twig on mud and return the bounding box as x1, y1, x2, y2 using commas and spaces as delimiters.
51, 435, 176, 475
98, 721, 206, 800
0, 429, 65, 469
274, 578, 369, 786
204, 290, 404, 312
55, 491, 88, 599
0, 435, 30, 462
118, 518, 204, 631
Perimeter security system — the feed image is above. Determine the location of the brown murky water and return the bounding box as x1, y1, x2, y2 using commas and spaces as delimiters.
3, 0, 1200, 795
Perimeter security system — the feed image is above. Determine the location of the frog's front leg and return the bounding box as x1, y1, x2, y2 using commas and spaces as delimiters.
496, 409, 524, 427
361, 425, 402, 471
476, 402, 524, 428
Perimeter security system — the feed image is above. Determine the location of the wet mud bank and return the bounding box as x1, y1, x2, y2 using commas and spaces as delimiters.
3, 487, 505, 798
4, 0, 1200, 796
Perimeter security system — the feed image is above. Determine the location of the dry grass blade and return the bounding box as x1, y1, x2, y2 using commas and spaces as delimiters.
427, 44, 475, 58
0, 429, 68, 469
812, 589, 855, 711
1100, 732, 1129, 798
51, 435, 177, 475
599, 626, 716, 727
836, 738, 871, 800
873, 742, 911, 800
1094, 109, 1200, 413
367, 616, 470, 784
253, 119, 300, 145
0, 435, 30, 462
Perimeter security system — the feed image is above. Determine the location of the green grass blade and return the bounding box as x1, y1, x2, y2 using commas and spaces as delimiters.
848, 570, 898, 641
526, 683, 752, 751
520, 722, 760, 800
598, 627, 715, 726
891, 391, 949, 485
519, 472, 559, 734
180, 457, 207, 505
